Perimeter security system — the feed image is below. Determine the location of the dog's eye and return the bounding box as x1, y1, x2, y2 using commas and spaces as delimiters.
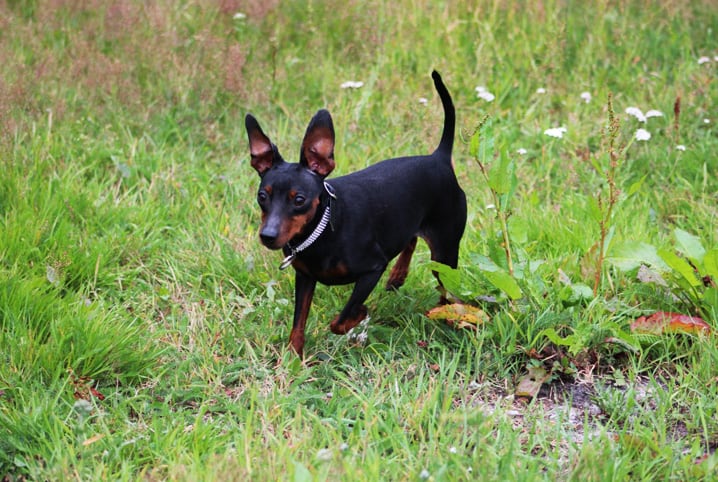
293, 195, 306, 207
257, 191, 268, 203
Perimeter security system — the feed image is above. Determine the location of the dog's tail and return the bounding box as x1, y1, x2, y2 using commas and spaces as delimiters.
431, 70, 455, 159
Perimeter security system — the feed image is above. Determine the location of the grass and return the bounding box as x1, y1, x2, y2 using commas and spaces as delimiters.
1, 0, 717, 479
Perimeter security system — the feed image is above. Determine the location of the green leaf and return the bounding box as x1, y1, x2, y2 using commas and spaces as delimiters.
483, 270, 522, 300
658, 248, 701, 287
507, 215, 528, 244
571, 283, 594, 301
428, 261, 462, 294
469, 130, 480, 158
541, 328, 580, 351
607, 241, 668, 272
704, 249, 718, 279
293, 461, 312, 482
601, 322, 640, 353
487, 239, 509, 270
476, 120, 494, 164
703, 288, 718, 314
471, 253, 499, 272
674, 228, 706, 264
488, 152, 514, 195
470, 254, 522, 299
626, 174, 647, 197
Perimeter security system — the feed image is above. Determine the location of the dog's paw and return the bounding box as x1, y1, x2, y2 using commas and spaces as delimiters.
329, 305, 368, 334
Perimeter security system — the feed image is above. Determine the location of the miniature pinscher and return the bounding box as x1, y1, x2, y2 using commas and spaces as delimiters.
245, 71, 466, 357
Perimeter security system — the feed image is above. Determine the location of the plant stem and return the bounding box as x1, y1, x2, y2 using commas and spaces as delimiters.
476, 159, 514, 277
593, 93, 620, 297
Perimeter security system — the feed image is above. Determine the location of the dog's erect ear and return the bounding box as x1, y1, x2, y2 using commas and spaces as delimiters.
300, 109, 335, 178
245, 114, 281, 176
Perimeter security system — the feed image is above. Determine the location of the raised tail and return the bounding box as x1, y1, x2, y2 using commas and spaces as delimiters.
431, 70, 455, 158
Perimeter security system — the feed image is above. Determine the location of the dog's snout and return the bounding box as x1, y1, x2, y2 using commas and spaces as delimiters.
260, 229, 278, 246
259, 216, 283, 248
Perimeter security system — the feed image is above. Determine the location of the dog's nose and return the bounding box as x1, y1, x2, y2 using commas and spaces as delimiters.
260, 226, 279, 247
260, 232, 277, 246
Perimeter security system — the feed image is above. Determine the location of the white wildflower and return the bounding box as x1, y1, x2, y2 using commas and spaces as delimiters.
698, 56, 711, 64
517, 148, 527, 155
580, 92, 592, 103
73, 399, 93, 417
419, 469, 430, 479
625, 107, 647, 123
339, 442, 349, 452
233, 12, 246, 20
316, 448, 333, 462
635, 128, 651, 141
340, 81, 364, 89
676, 145, 686, 151
449, 446, 458, 454
704, 118, 711, 124
544, 126, 567, 138
477, 91, 495, 102
626, 107, 664, 123
536, 87, 547, 94
418, 97, 428, 105
475, 86, 495, 102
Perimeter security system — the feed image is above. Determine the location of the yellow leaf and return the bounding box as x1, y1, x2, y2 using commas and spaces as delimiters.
426, 303, 489, 330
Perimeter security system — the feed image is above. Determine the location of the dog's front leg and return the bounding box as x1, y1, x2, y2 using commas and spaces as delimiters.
330, 270, 383, 335
289, 272, 316, 358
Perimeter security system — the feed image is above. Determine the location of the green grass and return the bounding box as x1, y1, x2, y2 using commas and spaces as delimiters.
1, 0, 717, 480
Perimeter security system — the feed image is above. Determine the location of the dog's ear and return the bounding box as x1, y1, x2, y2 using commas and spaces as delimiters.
300, 109, 335, 178
246, 114, 281, 176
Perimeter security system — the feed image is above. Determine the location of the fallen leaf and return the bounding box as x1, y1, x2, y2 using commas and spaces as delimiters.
630, 312, 712, 335
82, 433, 105, 446
90, 387, 106, 401
515, 366, 550, 398
427, 303, 489, 330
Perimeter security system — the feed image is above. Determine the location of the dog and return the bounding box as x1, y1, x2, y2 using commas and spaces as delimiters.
245, 71, 466, 357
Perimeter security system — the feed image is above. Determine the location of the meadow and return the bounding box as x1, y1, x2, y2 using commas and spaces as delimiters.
1, 0, 717, 480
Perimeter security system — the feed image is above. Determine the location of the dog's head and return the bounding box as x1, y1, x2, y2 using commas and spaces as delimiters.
245, 110, 336, 250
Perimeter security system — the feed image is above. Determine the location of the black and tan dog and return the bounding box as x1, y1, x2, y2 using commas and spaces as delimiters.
245, 71, 466, 357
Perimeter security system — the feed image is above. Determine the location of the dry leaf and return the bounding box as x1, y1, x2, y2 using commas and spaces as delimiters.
82, 433, 105, 446
515, 366, 550, 398
630, 311, 711, 335
426, 303, 489, 330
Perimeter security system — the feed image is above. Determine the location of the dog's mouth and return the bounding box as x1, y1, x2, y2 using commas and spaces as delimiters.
260, 237, 285, 250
